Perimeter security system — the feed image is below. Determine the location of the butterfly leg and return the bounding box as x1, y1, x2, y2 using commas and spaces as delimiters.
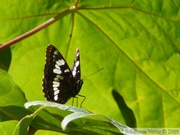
78, 94, 86, 108
72, 97, 78, 106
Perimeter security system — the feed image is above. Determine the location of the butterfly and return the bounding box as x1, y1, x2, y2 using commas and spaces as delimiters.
42, 45, 84, 105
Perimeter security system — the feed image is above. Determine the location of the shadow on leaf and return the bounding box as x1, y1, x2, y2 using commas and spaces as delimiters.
112, 89, 136, 127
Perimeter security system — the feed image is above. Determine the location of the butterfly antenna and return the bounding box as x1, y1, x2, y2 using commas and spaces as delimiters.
83, 68, 104, 79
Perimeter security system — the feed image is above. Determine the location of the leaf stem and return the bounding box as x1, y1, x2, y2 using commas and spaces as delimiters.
0, 9, 72, 51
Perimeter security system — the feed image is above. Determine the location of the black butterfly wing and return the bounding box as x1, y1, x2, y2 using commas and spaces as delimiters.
71, 48, 83, 96
71, 48, 81, 82
42, 45, 74, 104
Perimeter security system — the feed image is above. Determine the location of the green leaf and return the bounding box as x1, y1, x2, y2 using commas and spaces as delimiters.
0, 69, 27, 107
0, 69, 30, 134
0, 121, 18, 135
13, 115, 36, 135
0, 69, 28, 121
25, 101, 141, 135
0, 0, 180, 134
0, 47, 11, 71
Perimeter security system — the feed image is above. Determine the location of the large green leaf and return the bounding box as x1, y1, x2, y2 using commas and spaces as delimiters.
23, 101, 141, 135
0, 69, 27, 108
0, 0, 180, 134
0, 69, 29, 134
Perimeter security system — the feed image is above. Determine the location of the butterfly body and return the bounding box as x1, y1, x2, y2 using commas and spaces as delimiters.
42, 45, 83, 104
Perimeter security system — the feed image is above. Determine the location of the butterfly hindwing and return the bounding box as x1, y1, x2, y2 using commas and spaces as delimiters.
42, 45, 83, 104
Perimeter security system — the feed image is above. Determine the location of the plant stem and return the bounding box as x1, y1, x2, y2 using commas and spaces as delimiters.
0, 9, 72, 51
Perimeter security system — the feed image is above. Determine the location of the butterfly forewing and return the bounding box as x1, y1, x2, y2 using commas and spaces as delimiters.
43, 45, 74, 103
42, 45, 83, 104
71, 48, 81, 82
71, 48, 83, 96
